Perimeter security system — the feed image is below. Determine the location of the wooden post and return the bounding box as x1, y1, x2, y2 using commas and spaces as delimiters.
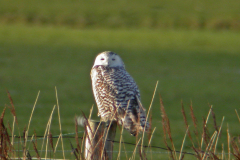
85, 121, 105, 160
104, 121, 117, 160
85, 120, 117, 160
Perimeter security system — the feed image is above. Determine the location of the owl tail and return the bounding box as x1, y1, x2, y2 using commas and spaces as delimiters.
120, 107, 149, 136
117, 98, 150, 136
135, 96, 150, 134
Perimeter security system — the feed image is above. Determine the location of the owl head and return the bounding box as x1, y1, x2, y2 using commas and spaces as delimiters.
93, 51, 125, 68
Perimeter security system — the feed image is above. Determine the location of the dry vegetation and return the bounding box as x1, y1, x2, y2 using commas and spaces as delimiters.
1, 87, 240, 160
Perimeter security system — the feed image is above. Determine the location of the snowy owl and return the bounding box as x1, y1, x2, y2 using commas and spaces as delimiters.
90, 51, 149, 136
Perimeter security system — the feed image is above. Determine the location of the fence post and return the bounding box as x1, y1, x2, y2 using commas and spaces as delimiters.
84, 120, 117, 160
104, 121, 117, 160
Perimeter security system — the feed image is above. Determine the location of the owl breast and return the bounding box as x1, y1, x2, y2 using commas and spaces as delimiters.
91, 65, 140, 121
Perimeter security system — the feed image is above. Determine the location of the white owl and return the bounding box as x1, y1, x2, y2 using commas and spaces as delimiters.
90, 51, 149, 136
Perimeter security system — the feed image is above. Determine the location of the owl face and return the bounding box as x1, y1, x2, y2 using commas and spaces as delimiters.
93, 51, 125, 68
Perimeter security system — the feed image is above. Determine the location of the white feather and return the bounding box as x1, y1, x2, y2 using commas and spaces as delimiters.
91, 51, 149, 136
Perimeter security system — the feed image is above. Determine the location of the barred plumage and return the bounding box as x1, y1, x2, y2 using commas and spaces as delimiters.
90, 51, 149, 136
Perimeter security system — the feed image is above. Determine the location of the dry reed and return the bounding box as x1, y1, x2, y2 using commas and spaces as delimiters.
2, 89, 240, 160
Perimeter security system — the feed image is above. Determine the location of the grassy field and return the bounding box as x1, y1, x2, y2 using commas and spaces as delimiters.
1, 0, 240, 30
1, 24, 240, 159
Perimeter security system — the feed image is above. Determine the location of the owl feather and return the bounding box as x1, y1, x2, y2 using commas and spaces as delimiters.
91, 51, 149, 136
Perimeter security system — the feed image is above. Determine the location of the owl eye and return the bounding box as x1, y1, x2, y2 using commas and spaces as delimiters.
112, 58, 115, 61
101, 58, 105, 60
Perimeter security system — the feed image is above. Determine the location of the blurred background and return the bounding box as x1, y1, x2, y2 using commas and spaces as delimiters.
1, 0, 240, 158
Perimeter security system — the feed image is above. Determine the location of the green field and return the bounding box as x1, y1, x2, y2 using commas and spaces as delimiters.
1, 0, 240, 30
1, 24, 240, 159
1, 0, 240, 158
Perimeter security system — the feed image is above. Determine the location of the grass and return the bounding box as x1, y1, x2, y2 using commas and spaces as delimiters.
1, 24, 240, 158
1, 86, 240, 159
0, 0, 240, 30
